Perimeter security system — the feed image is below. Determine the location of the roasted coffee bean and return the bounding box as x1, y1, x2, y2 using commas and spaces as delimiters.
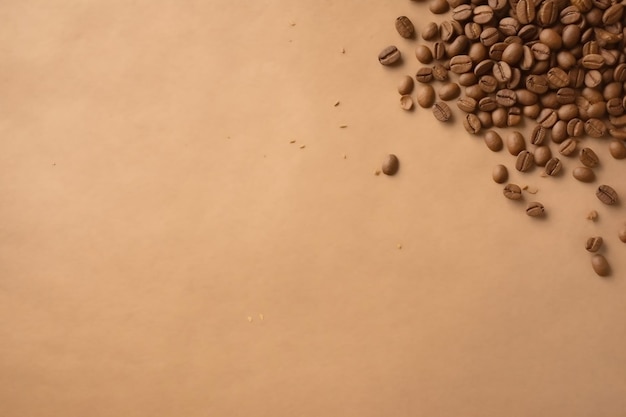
465, 22, 482, 40
516, 0, 536, 24
452, 4, 474, 21
400, 95, 414, 110
523, 104, 541, 119
526, 74, 549, 94
540, 92, 559, 109
596, 184, 618, 205
515, 89, 538, 106
559, 138, 578, 156
610, 128, 626, 139
531, 42, 551, 61
556, 50, 577, 70
422, 22, 439, 41
379, 46, 401, 65
551, 120, 568, 143
457, 96, 478, 112
398, 76, 414, 95
499, 17, 521, 36
545, 157, 563, 176
538, 0, 559, 26
526, 201, 545, 217
516, 150, 535, 172
433, 42, 446, 60
609, 114, 626, 127
591, 254, 610, 277
584, 70, 603, 89
447, 35, 470, 56
530, 125, 547, 145
432, 64, 448, 81
507, 69, 522, 90
609, 140, 626, 158
603, 82, 622, 101
382, 154, 400, 175
396, 16, 415, 38
458, 72, 478, 86
439, 21, 456, 42
474, 59, 495, 76
432, 101, 452, 121
569, 67, 585, 88
619, 226, 626, 243
556, 87, 576, 104
579, 148, 599, 167
430, 0, 450, 14
473, 5, 494, 24
585, 118, 607, 137
501, 42, 524, 65
415, 45, 434, 64
484, 130, 503, 151
602, 4, 623, 25
480, 27, 501, 46
492, 164, 509, 183
520, 45, 534, 70
561, 5, 582, 24
463, 113, 482, 134
540, 28, 562, 50
417, 85, 436, 108
477, 111, 493, 128
567, 118, 585, 137
492, 107, 508, 127
613, 63, 626, 82
572, 0, 593, 13
507, 106, 522, 126
450, 55, 473, 73
479, 95, 499, 112
438, 83, 461, 101
537, 108, 558, 128
416, 67, 434, 83
503, 183, 523, 200
496, 89, 517, 107
606, 98, 624, 116
547, 67, 570, 89
534, 145, 552, 166
518, 24, 539, 42
465, 84, 487, 100
468, 42, 489, 64
557, 104, 579, 121
587, 101, 606, 119
585, 236, 603, 252
573, 166, 595, 182
506, 131, 526, 155
493, 61, 512, 82
582, 54, 606, 70
489, 42, 508, 61
479, 75, 498, 93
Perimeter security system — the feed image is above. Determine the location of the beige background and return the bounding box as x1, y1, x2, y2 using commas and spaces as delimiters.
2, 1, 626, 416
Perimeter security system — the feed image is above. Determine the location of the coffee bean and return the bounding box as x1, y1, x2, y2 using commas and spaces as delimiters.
602, 3, 623, 25
489, 43, 508, 63
382, 154, 399, 176
534, 145, 552, 166
571, 0, 593, 13
584, 70, 603, 88
539, 28, 562, 50
484, 130, 503, 151
502, 43, 524, 65
447, 36, 470, 56
516, 89, 538, 106
452, 4, 474, 21
619, 226, 626, 243
416, 67, 433, 83
505, 131, 525, 156
503, 183, 523, 200
516, 0, 536, 24
440, 21, 456, 42
489, 0, 508, 11
567, 119, 584, 137
609, 140, 626, 159
457, 96, 478, 113
479, 96, 498, 112
518, 24, 539, 42
526, 201, 545, 217
573, 166, 595, 182
606, 98, 623, 116
561, 6, 582, 24
569, 67, 585, 88
558, 138, 578, 156
507, 107, 522, 127
526, 74, 549, 94
379, 46, 401, 65
465, 22, 482, 40
432, 64, 448, 81
432, 101, 452, 122
477, 111, 493, 128
609, 129, 626, 140
556, 88, 576, 105
479, 75, 498, 93
585, 236, 603, 252
547, 67, 570, 89
540, 92, 559, 109
523, 104, 541, 119
463, 113, 482, 134
597, 184, 618, 205
529, 125, 547, 145
422, 22, 439, 41
396, 16, 415, 38
450, 55, 473, 74
433, 42, 446, 60
430, 0, 450, 14
398, 75, 414, 95
466, 84, 487, 100
496, 89, 517, 107
492, 107, 508, 127
493, 164, 508, 183
474, 59, 495, 77
579, 147, 599, 167
480, 27, 501, 47
400, 95, 414, 110
416, 84, 436, 108
582, 54, 605, 70
531, 42, 551, 61
584, 118, 607, 137
545, 157, 563, 176
537, 108, 558, 128
551, 120, 568, 143
415, 45, 434, 64
557, 104, 579, 121
516, 150, 535, 172
493, 61, 512, 83
538, 0, 559, 26
458, 73, 478, 86
591, 254, 610, 277
473, 5, 494, 24
613, 63, 626, 82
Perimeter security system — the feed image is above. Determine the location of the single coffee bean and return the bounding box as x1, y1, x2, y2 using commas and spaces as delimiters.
619, 226, 626, 243
430, 0, 450, 14
530, 125, 547, 145
579, 148, 599, 167
474, 59, 495, 77
457, 96, 478, 113
609, 114, 626, 127
526, 74, 549, 94
566, 119, 584, 137
400, 95, 414, 110
433, 42, 446, 60
584, 118, 607, 137
416, 84, 436, 108
473, 5, 494, 24
531, 42, 551, 61
526, 201, 545, 217
440, 20, 456, 42
493, 61, 512, 82
518, 24, 539, 42
537, 108, 558, 128
465, 22, 482, 40
492, 107, 508, 127
458, 72, 478, 86
560, 5, 582, 24
422, 22, 439, 41
396, 16, 415, 38
438, 83, 461, 101
415, 45, 433, 64
507, 106, 522, 127
493, 164, 508, 183
452, 4, 474, 21
552, 120, 568, 143
379, 46, 401, 65
463, 113, 482, 134
480, 27, 501, 47
432, 64, 448, 81
520, 45, 535, 70
507, 69, 522, 90
537, 0, 559, 26
478, 96, 497, 112
398, 75, 414, 95
496, 89, 517, 107
540, 28, 562, 50
606, 98, 624, 116
584, 70, 603, 88
534, 145, 552, 166
613, 63, 626, 82
587, 101, 606, 119
573, 166, 595, 182
547, 67, 570, 89
499, 17, 521, 36
545, 157, 563, 176
446, 35, 470, 56
489, 0, 508, 11
556, 87, 576, 104
591, 254, 610, 277
569, 67, 585, 88
382, 154, 399, 175
515, 89, 538, 106
557, 104, 579, 121
416, 67, 433, 83
516, 150, 535, 172
484, 130, 503, 151
477, 111, 493, 128
478, 75, 498, 93
558, 138, 578, 156
609, 140, 626, 159
571, 0, 593, 13
602, 3, 623, 25
432, 101, 452, 122
466, 84, 487, 100
540, 92, 559, 109
516, 0, 536, 24
585, 236, 603, 252
523, 104, 541, 119
557, 50, 577, 70
603, 82, 622, 100
501, 42, 524, 65
596, 184, 618, 205
489, 42, 508, 61
582, 54, 605, 70
450, 55, 473, 73
503, 183, 523, 200
506, 131, 526, 155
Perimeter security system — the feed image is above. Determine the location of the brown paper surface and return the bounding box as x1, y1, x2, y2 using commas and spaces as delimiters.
2, 1, 626, 416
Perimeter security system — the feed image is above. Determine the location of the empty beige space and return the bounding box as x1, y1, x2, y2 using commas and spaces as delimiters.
1, 1, 626, 416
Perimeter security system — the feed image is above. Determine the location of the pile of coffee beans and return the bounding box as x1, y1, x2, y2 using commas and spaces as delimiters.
378, 0, 626, 276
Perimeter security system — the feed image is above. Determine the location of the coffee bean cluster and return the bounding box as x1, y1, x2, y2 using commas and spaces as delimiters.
378, 0, 626, 276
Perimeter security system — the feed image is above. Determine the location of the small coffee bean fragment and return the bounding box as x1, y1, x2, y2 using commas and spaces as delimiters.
587, 210, 598, 221
398, 76, 414, 95
516, 150, 535, 172
596, 184, 618, 205
579, 148, 599, 168
526, 201, 545, 217
395, 16, 415, 38
492, 164, 508, 183
585, 236, 603, 253
609, 140, 626, 159
573, 166, 596, 182
506, 131, 526, 155
504, 183, 523, 200
591, 254, 610, 277
379, 46, 401, 65
432, 101, 452, 122
416, 85, 436, 108
545, 157, 562, 176
484, 130, 503, 152
400, 95, 414, 110
382, 154, 399, 176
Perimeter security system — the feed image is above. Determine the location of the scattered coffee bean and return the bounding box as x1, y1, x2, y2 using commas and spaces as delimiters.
484, 130, 503, 152
573, 166, 596, 182
504, 183, 523, 200
422, 22, 439, 41
463, 113, 482, 134
396, 16, 415, 38
558, 138, 578, 156
438, 83, 461, 101
534, 146, 552, 166
415, 45, 433, 64
457, 96, 478, 113
609, 140, 626, 159
429, 0, 450, 14
516, 150, 535, 172
493, 164, 508, 183
585, 236, 603, 252
400, 95, 414, 110
382, 154, 399, 175
416, 67, 434, 83
579, 148, 599, 168
526, 201, 545, 217
544, 157, 563, 176
506, 131, 526, 155
416, 85, 436, 108
398, 75, 414, 95
596, 184, 618, 205
432, 101, 452, 122
591, 254, 610, 277
379, 46, 401, 65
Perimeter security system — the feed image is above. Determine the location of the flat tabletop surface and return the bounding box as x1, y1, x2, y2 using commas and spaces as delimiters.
1, 1, 626, 416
